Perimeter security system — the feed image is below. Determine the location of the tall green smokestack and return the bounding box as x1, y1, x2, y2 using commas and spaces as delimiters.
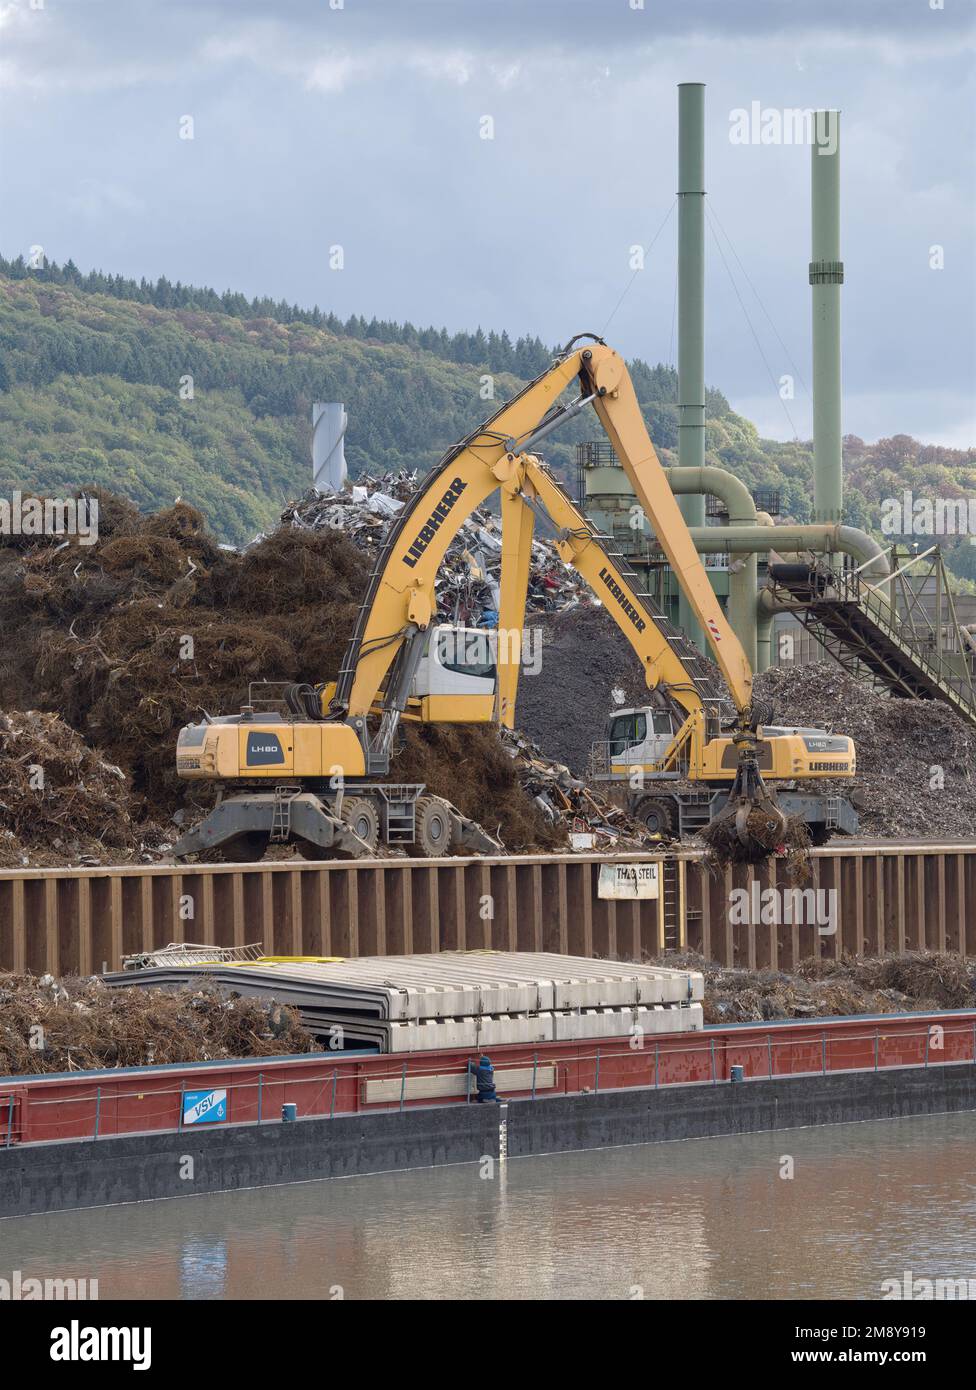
811, 110, 843, 524
677, 81, 706, 651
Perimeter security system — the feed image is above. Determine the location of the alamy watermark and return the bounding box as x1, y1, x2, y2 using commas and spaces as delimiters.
434, 625, 543, 677
50, 1321, 150, 1370
729, 884, 838, 936
1, 1268, 99, 1300
882, 1269, 976, 1300
0, 492, 99, 546
881, 490, 976, 544
729, 105, 838, 155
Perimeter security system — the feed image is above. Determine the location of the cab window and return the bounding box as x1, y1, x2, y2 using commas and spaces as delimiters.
435, 630, 496, 680
608, 713, 647, 756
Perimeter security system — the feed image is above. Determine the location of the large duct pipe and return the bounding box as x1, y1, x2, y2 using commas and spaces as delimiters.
677, 82, 707, 652
811, 111, 843, 524
664, 465, 760, 669
676, 522, 888, 580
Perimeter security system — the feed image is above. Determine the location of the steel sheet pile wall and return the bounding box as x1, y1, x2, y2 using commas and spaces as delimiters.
682, 845, 976, 965
0, 845, 974, 976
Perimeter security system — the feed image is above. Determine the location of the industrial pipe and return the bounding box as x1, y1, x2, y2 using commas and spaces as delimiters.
664, 465, 756, 525
664, 465, 761, 669
674, 523, 888, 580
677, 82, 707, 652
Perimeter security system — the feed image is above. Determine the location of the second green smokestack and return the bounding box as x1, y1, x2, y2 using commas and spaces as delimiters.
811, 110, 844, 525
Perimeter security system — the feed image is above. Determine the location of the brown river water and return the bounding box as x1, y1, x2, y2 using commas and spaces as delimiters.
2, 1112, 975, 1299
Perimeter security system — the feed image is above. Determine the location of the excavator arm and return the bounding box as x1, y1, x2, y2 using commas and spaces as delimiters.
328, 335, 788, 857
331, 339, 752, 728
498, 454, 730, 726
175, 336, 796, 864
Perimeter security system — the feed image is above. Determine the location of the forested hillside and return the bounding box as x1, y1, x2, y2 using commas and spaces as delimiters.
0, 255, 972, 567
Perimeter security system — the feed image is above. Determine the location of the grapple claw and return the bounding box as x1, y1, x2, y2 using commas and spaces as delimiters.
701, 717, 792, 866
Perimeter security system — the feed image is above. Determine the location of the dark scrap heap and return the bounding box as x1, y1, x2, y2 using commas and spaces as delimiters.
2, 477, 971, 867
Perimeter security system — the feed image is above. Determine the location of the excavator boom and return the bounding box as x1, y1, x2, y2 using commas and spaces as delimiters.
173, 334, 838, 863
331, 339, 752, 733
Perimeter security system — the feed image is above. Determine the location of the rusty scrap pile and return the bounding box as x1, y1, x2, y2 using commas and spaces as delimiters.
282, 476, 593, 625
755, 663, 976, 839
0, 711, 167, 868
0, 492, 371, 848
0, 490, 582, 861
0, 971, 318, 1075
500, 728, 663, 850
661, 950, 976, 1023
699, 809, 813, 884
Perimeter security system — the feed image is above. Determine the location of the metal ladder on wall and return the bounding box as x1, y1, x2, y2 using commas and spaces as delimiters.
584, 518, 737, 729
661, 858, 681, 952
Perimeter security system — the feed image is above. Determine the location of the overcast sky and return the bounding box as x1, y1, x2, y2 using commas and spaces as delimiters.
1, 0, 973, 446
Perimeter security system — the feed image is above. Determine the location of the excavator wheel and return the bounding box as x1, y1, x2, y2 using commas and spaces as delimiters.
414, 795, 454, 858
214, 832, 269, 864
633, 796, 677, 839
340, 796, 380, 852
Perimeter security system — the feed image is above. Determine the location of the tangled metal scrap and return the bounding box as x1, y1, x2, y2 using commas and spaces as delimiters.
281, 474, 594, 627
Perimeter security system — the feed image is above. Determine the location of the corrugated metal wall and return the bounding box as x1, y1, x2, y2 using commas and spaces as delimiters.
0, 846, 974, 976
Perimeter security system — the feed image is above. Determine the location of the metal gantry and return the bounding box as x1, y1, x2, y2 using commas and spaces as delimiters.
768, 545, 976, 726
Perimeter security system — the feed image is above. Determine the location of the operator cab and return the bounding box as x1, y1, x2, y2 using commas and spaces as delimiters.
605, 706, 677, 768
411, 624, 497, 699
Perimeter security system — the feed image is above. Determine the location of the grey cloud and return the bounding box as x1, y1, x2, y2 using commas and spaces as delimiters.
1, 0, 972, 444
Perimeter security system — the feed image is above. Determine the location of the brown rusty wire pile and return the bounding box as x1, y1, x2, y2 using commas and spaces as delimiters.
0, 710, 161, 868
0, 487, 595, 859
700, 811, 813, 884
9, 498, 371, 823
0, 491, 371, 842
659, 950, 976, 1024
0, 972, 319, 1074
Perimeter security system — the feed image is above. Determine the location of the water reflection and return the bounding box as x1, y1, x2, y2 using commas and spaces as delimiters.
2, 1113, 974, 1300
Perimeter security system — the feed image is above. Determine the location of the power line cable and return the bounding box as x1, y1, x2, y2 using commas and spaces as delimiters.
600, 201, 676, 338
705, 205, 800, 438
707, 201, 811, 401
668, 262, 678, 369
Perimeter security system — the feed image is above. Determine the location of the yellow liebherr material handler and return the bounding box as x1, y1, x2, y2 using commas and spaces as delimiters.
173, 337, 856, 862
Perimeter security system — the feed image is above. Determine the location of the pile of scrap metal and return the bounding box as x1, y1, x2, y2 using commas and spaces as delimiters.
107, 949, 705, 1053
501, 729, 664, 851
281, 475, 593, 625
